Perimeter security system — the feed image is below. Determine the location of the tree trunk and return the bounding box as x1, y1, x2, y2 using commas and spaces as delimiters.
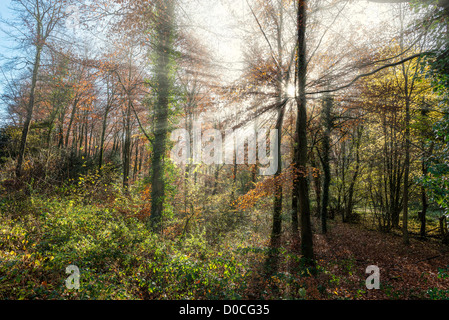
16, 45, 43, 178
346, 126, 362, 221
420, 189, 427, 239
403, 98, 410, 245
212, 165, 221, 196
65, 98, 79, 149
266, 2, 285, 276
400, 5, 410, 245
99, 103, 111, 172
150, 0, 175, 232
58, 123, 64, 148
310, 152, 321, 218
420, 141, 434, 238
320, 94, 332, 233
267, 105, 285, 275
84, 112, 89, 157
231, 134, 237, 203
133, 139, 140, 180
123, 101, 132, 189
88, 121, 94, 157
295, 0, 315, 268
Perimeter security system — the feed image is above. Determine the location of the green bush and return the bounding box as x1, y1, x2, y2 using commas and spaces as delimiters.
0, 195, 251, 300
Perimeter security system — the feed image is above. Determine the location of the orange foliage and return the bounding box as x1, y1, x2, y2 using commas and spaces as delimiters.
234, 164, 319, 211
137, 184, 152, 219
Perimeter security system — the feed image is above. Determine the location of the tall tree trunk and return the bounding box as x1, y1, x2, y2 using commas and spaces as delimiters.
310, 152, 321, 218
123, 53, 134, 190
84, 112, 89, 157
320, 94, 332, 234
58, 124, 64, 148
150, 0, 175, 232
212, 165, 221, 196
133, 139, 139, 180
65, 98, 79, 149
266, 105, 285, 275
291, 137, 300, 238
73, 125, 79, 156
403, 98, 410, 245
57, 102, 67, 149
340, 139, 347, 222
421, 139, 434, 238
266, 1, 285, 276
16, 46, 43, 178
400, 5, 410, 245
123, 102, 131, 189
420, 168, 428, 238
295, 0, 315, 267
139, 144, 144, 172
79, 121, 85, 157
99, 104, 111, 172
88, 121, 94, 157
231, 132, 237, 203
346, 126, 362, 221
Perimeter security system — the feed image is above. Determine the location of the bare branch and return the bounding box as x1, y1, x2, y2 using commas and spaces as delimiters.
305, 52, 428, 95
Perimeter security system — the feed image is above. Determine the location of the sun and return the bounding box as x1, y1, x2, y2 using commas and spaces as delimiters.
286, 83, 296, 98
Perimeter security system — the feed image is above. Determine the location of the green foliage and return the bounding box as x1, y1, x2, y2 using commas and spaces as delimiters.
421, 107, 449, 213
437, 265, 449, 279
0, 192, 252, 300
426, 288, 449, 300
426, 266, 449, 299
138, 241, 249, 300
412, 0, 449, 88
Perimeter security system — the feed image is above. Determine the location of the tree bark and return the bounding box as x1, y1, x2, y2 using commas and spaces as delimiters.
295, 0, 315, 268
16, 45, 43, 178
345, 126, 362, 221
266, 1, 286, 276
150, 0, 175, 232
65, 98, 79, 149
267, 105, 285, 275
400, 5, 410, 245
123, 100, 132, 189
320, 94, 332, 234
403, 97, 411, 245
99, 103, 111, 172
310, 152, 321, 218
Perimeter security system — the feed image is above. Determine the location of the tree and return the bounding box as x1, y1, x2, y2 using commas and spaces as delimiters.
5, 0, 72, 178
294, 0, 315, 267
113, 46, 147, 190
150, 0, 176, 231
320, 93, 332, 233
98, 70, 118, 172
422, 106, 449, 216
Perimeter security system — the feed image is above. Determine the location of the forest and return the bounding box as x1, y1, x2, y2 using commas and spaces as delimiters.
1, 0, 449, 302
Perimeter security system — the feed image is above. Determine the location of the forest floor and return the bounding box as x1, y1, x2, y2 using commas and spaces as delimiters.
2, 183, 449, 300
307, 219, 449, 299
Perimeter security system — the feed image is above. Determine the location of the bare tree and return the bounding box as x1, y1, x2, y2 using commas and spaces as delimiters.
3, 0, 72, 178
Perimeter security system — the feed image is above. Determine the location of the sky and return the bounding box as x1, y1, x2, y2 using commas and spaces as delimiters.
0, 0, 11, 21
0, 0, 404, 127
0, 0, 13, 126
0, 0, 14, 60
185, 0, 398, 82
183, 0, 248, 81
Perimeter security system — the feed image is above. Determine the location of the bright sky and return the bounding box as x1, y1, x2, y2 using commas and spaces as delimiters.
185, 0, 399, 82
182, 0, 248, 81
0, 0, 13, 126
0, 0, 409, 127
0, 0, 14, 57
0, 0, 11, 20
